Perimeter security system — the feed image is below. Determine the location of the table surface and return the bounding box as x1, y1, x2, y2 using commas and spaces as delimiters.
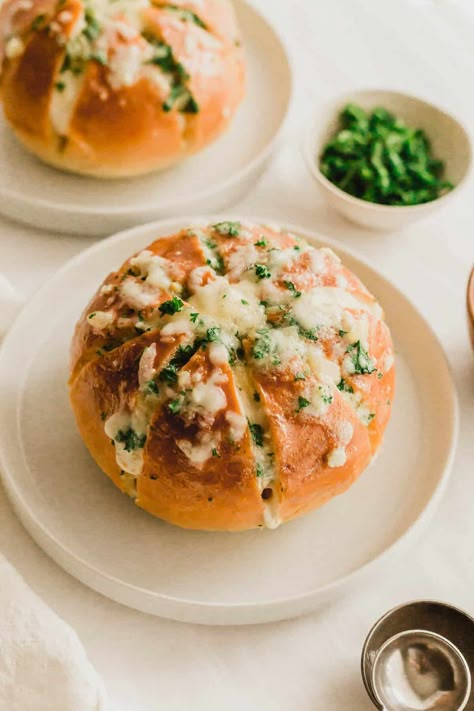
1, 1, 474, 709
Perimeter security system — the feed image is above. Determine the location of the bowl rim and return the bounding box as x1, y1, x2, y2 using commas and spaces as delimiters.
303, 87, 474, 214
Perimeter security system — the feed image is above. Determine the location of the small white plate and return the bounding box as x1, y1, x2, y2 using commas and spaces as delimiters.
0, 218, 458, 625
0, 2, 292, 236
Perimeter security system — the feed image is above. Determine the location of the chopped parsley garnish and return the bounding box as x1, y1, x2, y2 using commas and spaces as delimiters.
249, 423, 264, 447
88, 312, 96, 319
100, 412, 107, 421
320, 103, 453, 206
211, 448, 221, 458
294, 372, 306, 381
168, 397, 183, 415
347, 341, 376, 375
207, 254, 225, 274
255, 238, 267, 247
205, 326, 221, 343
296, 396, 310, 412
147, 40, 180, 73
164, 5, 207, 28
253, 391, 261, 402
160, 363, 179, 384
337, 379, 354, 394
163, 85, 199, 113
60, 52, 83, 76
161, 343, 197, 381
298, 326, 318, 342
377, 371, 384, 380
256, 464, 264, 478
83, 7, 101, 41
31, 13, 46, 31
91, 50, 107, 66
319, 389, 333, 405
252, 330, 271, 360
159, 296, 184, 316
166, 6, 205, 25
190, 312, 199, 323
115, 428, 146, 452
55, 81, 66, 92
254, 264, 271, 280
241, 299, 249, 305
144, 380, 159, 395
367, 412, 376, 423
213, 221, 241, 237
144, 35, 199, 114
283, 281, 301, 298
338, 329, 348, 337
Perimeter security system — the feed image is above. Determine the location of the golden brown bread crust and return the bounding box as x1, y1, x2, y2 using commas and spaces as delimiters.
70, 230, 206, 380
0, 0, 245, 177
69, 222, 396, 531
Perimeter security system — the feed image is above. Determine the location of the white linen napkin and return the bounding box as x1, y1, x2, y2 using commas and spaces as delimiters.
0, 554, 114, 711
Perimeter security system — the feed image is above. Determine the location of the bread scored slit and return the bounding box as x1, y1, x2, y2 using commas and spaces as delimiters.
69, 330, 190, 491
138, 346, 265, 530
231, 360, 282, 529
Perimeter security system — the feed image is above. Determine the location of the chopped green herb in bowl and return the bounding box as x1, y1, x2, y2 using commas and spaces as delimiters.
305, 90, 472, 231
320, 103, 453, 206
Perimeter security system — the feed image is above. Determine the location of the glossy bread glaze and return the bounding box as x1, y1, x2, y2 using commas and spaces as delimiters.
0, 0, 245, 177
69, 222, 395, 530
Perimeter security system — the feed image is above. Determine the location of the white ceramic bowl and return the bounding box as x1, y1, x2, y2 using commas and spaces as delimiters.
304, 89, 473, 231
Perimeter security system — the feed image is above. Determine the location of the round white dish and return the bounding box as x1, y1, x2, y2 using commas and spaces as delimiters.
0, 2, 292, 237
304, 89, 473, 231
0, 217, 458, 625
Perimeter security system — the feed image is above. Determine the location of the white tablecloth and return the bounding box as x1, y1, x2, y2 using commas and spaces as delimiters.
1, 1, 473, 709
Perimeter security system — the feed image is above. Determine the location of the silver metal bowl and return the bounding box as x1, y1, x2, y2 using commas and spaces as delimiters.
362, 601, 474, 710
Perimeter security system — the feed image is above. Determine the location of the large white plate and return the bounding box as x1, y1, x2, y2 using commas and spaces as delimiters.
0, 2, 292, 236
0, 218, 458, 625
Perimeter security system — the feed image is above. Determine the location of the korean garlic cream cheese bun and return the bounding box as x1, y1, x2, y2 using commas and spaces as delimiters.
69, 222, 395, 531
0, 0, 245, 177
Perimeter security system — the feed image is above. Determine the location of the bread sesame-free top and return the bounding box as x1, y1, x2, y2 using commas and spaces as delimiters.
69, 222, 395, 531
0, 0, 245, 176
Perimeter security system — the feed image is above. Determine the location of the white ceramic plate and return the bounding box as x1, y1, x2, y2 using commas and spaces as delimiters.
0, 2, 292, 236
0, 218, 458, 625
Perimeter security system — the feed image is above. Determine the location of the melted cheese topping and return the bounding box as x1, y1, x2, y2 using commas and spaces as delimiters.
188, 274, 267, 334
87, 309, 114, 331
50, 67, 86, 135
186, 370, 227, 418
177, 433, 219, 467
5, 36, 25, 58
130, 251, 174, 291
96, 223, 393, 528
104, 411, 146, 477
138, 343, 157, 386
